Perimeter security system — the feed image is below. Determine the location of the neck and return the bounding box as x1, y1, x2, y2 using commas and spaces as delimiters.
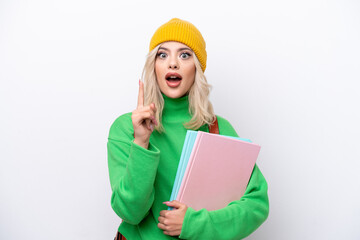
161, 93, 191, 123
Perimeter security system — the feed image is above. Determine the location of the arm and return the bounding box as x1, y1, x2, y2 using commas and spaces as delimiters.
179, 164, 269, 239
107, 115, 160, 225
108, 80, 159, 225
178, 115, 269, 239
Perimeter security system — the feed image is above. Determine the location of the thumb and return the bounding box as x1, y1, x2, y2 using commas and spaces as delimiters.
163, 200, 183, 209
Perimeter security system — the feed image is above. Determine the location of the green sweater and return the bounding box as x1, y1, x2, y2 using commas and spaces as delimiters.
107, 94, 269, 240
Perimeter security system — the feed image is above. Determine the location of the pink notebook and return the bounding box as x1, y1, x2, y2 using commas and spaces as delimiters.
176, 131, 261, 211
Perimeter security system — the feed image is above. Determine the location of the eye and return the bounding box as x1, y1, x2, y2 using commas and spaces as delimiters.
157, 52, 167, 59
180, 52, 191, 59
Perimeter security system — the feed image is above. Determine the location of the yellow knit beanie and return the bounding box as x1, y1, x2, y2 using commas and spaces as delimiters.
149, 18, 207, 72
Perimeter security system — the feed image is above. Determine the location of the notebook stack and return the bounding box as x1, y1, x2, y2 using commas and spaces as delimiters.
168, 130, 261, 211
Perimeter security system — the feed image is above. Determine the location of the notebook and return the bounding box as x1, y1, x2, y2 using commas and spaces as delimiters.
169, 131, 261, 211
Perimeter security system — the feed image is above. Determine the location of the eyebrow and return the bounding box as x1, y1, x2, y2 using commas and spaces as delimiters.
158, 47, 192, 52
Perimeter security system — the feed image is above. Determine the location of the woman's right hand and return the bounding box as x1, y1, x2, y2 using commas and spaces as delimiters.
132, 80, 157, 149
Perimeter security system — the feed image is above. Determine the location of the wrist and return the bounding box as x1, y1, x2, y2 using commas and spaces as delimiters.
134, 138, 149, 149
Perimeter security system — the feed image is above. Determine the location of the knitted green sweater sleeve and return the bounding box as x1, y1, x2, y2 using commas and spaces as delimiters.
107, 113, 160, 225
179, 116, 269, 240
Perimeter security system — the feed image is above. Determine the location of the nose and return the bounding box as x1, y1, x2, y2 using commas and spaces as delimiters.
168, 56, 179, 70
169, 63, 178, 69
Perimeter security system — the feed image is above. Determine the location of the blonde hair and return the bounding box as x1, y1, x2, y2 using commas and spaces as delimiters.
141, 44, 215, 133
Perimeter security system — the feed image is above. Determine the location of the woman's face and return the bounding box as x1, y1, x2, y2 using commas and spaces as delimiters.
155, 41, 196, 99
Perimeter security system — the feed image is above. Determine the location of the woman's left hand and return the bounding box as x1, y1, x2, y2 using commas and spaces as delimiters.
158, 200, 188, 236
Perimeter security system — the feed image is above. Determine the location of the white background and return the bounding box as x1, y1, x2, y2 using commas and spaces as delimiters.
1, 0, 359, 239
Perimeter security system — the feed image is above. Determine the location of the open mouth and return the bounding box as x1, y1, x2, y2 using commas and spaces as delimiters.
165, 73, 182, 87
165, 73, 182, 81
166, 76, 182, 81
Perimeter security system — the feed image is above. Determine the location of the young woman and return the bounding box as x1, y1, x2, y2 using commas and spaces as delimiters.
108, 18, 269, 240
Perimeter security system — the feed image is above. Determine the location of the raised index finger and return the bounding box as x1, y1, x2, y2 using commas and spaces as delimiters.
137, 80, 144, 108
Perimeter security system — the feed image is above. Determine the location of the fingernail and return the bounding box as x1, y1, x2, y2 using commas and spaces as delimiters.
163, 201, 170, 204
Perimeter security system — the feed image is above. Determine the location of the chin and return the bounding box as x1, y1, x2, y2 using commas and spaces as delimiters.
162, 90, 186, 99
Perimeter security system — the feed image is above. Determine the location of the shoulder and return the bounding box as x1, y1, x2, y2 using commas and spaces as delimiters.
108, 112, 134, 141
215, 115, 239, 137
215, 115, 252, 142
